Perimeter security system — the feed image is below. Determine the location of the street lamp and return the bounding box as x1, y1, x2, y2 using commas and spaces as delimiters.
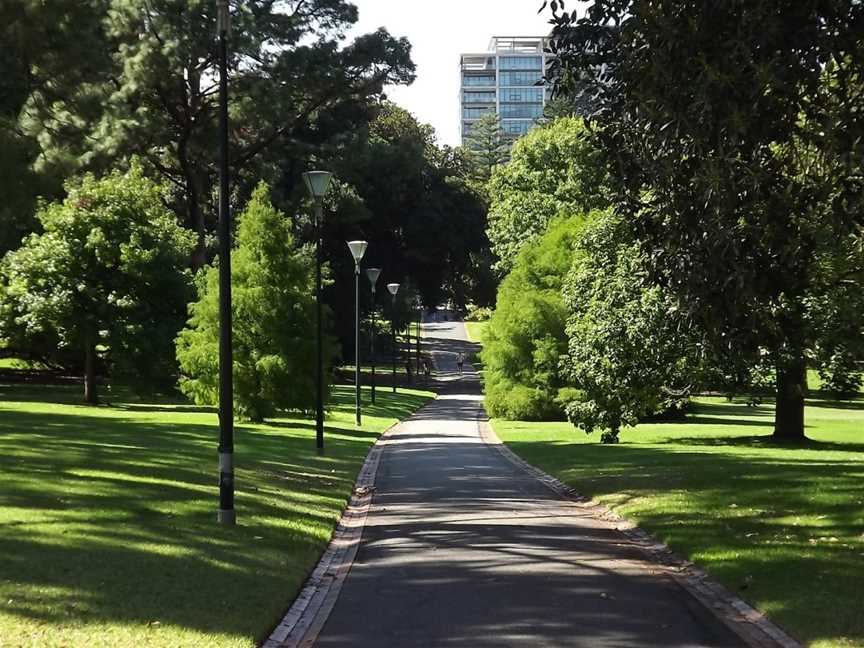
347, 240, 368, 425
365, 268, 381, 405
216, 0, 235, 526
387, 283, 400, 393
415, 295, 423, 376
303, 169, 333, 454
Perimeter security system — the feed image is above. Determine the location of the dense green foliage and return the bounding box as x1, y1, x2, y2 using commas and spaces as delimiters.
463, 112, 510, 186
0, 168, 194, 402
483, 216, 588, 420
11, 0, 415, 265
486, 117, 608, 274
495, 394, 864, 647
563, 213, 696, 442
326, 103, 491, 337
546, 0, 864, 439
177, 184, 328, 422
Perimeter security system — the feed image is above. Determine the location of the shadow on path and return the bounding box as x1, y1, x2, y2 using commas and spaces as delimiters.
313, 317, 744, 647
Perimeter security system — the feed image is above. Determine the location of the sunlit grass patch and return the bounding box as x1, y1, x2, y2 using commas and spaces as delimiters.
0, 383, 432, 647
494, 396, 864, 648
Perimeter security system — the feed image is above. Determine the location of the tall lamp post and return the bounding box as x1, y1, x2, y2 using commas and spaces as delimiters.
365, 268, 381, 405
347, 240, 368, 425
387, 283, 400, 393
216, 0, 235, 526
303, 170, 333, 454
415, 296, 422, 376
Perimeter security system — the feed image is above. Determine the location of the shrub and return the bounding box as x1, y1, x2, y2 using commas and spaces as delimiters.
0, 167, 194, 402
482, 214, 590, 420
176, 183, 334, 422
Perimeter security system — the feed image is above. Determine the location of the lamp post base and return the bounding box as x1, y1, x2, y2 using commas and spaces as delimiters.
217, 508, 236, 525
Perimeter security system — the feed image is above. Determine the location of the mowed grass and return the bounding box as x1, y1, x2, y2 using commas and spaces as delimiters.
494, 397, 864, 648
0, 383, 433, 648
464, 320, 488, 343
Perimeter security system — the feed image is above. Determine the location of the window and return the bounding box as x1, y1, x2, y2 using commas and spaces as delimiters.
498, 71, 543, 86
463, 75, 496, 87
500, 103, 543, 119
463, 107, 493, 119
503, 88, 543, 103
503, 120, 533, 135
463, 91, 496, 103
499, 56, 543, 70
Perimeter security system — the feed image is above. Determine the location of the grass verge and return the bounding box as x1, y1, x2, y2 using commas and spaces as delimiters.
464, 320, 488, 343
493, 397, 864, 648
0, 383, 433, 647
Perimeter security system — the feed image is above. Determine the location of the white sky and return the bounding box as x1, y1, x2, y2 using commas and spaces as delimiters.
343, 0, 554, 147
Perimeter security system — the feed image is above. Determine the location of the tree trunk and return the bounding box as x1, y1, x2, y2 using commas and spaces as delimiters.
83, 340, 98, 405
189, 177, 207, 270
774, 357, 806, 441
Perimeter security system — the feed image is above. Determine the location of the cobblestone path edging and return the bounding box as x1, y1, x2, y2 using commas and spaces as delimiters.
477, 417, 803, 648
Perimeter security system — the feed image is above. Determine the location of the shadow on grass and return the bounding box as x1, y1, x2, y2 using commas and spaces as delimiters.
501, 433, 864, 646
0, 384, 430, 644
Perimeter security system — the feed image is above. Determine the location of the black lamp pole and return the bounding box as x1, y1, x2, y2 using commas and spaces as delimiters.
415, 299, 422, 376
347, 241, 368, 426
387, 283, 400, 393
365, 269, 381, 405
314, 199, 324, 452
303, 171, 333, 454
216, 0, 235, 526
355, 265, 361, 424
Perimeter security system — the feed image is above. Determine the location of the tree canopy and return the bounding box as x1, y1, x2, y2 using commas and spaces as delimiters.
0, 167, 194, 402
546, 0, 864, 440
483, 214, 590, 420
486, 116, 608, 274
176, 183, 330, 422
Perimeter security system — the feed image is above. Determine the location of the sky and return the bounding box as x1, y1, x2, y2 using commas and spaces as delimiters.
343, 0, 553, 147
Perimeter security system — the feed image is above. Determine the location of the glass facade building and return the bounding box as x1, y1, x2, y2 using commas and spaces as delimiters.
459, 36, 550, 146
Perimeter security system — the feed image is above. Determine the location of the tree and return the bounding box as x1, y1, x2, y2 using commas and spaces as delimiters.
0, 167, 194, 403
324, 103, 489, 353
176, 183, 330, 422
563, 211, 698, 443
463, 112, 510, 184
20, 1, 415, 266
0, 0, 112, 255
483, 215, 588, 420
546, 0, 864, 440
486, 116, 608, 273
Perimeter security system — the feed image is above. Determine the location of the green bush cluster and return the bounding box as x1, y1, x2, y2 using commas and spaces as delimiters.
176, 184, 334, 422
482, 215, 590, 420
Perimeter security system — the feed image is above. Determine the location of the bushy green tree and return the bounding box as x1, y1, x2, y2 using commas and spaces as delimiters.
16, 1, 415, 266
326, 103, 489, 348
486, 116, 608, 274
483, 215, 589, 420
176, 184, 330, 422
463, 112, 510, 185
563, 212, 698, 443
546, 0, 864, 440
0, 167, 194, 403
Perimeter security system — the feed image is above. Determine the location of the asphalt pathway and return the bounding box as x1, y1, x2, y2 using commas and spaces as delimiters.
314, 319, 744, 647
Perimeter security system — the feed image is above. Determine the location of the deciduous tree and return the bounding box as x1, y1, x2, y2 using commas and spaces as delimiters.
546, 0, 864, 440
0, 167, 194, 403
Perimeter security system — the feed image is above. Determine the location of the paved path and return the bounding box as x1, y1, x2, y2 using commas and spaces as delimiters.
313, 320, 744, 647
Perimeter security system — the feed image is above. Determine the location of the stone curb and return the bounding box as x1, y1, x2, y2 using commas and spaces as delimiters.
262, 415, 407, 648
477, 419, 803, 648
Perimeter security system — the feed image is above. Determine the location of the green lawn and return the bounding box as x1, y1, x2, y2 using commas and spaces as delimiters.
494, 397, 864, 648
340, 364, 408, 375
0, 382, 433, 647
464, 320, 488, 343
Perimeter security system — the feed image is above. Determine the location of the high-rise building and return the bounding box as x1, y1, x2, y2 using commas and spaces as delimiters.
459, 36, 550, 145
